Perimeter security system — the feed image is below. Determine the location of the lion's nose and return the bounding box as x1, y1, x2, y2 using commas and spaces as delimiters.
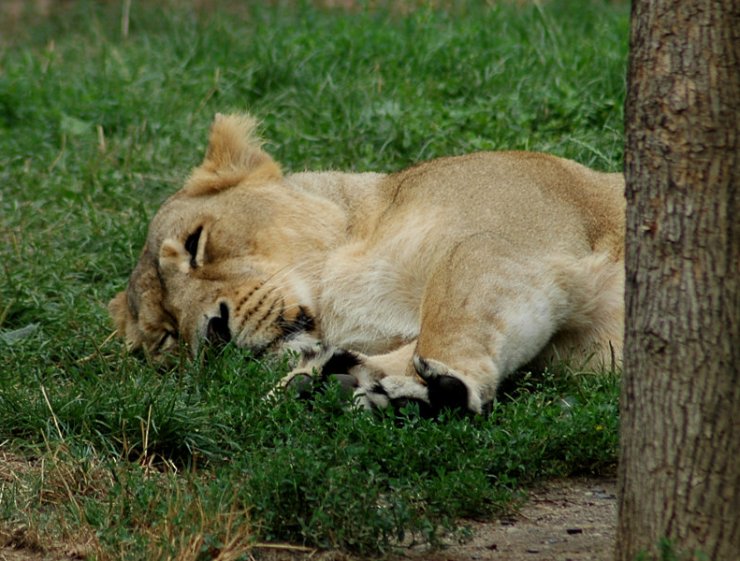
206, 302, 232, 345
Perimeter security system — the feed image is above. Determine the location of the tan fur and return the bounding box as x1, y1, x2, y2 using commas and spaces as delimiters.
110, 113, 625, 414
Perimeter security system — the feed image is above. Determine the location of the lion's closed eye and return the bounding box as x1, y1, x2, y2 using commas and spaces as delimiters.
184, 226, 204, 268
153, 330, 178, 354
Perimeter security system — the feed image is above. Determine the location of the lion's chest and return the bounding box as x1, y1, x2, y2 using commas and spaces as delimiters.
317, 230, 437, 354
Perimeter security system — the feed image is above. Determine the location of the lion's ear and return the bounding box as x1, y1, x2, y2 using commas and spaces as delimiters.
204, 113, 265, 170
182, 113, 282, 197
158, 239, 191, 275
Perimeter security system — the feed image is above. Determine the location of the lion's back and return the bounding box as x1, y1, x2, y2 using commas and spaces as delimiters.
375, 151, 624, 260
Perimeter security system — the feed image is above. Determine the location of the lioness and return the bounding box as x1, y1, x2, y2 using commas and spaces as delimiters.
110, 113, 624, 416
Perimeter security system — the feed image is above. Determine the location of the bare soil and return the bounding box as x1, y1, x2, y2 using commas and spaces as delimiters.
399, 477, 617, 561
247, 476, 618, 561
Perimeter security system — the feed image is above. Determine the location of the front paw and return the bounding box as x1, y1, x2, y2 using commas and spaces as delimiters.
275, 346, 362, 400
413, 355, 483, 414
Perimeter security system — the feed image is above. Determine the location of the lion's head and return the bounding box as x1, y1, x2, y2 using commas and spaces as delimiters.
109, 114, 339, 358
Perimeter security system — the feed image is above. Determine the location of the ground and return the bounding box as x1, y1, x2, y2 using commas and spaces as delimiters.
0, 476, 616, 561
400, 477, 617, 561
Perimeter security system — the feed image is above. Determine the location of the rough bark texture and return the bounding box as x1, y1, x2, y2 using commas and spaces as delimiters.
617, 0, 740, 560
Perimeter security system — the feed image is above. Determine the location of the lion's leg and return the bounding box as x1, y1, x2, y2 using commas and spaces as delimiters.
276, 242, 619, 417
363, 237, 572, 415
532, 253, 624, 371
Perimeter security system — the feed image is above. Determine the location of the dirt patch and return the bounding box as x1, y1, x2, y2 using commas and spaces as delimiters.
401, 477, 617, 561
252, 477, 617, 561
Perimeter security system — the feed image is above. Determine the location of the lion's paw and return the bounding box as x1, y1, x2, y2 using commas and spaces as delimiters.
274, 346, 362, 400
412, 355, 485, 415
272, 347, 491, 418
357, 356, 487, 417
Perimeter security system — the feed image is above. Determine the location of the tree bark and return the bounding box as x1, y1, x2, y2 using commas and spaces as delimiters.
617, 0, 740, 560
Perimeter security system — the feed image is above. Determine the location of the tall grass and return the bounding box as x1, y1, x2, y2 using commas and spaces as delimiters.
0, 0, 628, 556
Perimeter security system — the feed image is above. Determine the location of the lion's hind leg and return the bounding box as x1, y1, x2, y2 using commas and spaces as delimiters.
534, 252, 624, 371
373, 236, 575, 415
392, 250, 624, 415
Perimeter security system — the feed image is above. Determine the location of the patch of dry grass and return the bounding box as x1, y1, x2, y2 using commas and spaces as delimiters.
0, 445, 257, 560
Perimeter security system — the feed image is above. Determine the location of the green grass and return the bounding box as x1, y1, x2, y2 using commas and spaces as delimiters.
0, 0, 628, 557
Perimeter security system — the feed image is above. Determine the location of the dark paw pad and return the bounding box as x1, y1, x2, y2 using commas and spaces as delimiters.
427, 374, 470, 413
320, 349, 362, 377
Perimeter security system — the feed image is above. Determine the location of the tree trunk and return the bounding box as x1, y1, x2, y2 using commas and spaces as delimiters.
617, 0, 740, 560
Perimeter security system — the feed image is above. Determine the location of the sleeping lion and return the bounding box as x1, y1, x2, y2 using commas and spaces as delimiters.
109, 113, 625, 416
